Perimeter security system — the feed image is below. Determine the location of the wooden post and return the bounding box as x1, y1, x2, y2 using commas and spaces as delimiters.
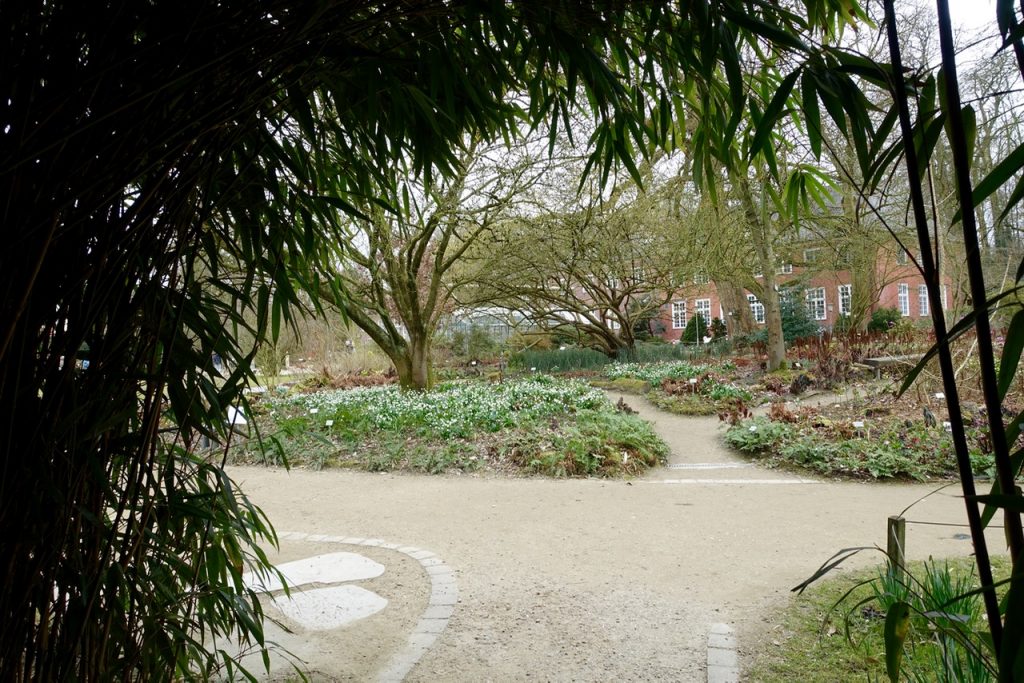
887, 515, 906, 577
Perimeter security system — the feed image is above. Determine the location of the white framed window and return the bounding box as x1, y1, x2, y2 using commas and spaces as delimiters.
806, 287, 827, 321
776, 263, 793, 275
747, 294, 765, 324
803, 248, 821, 263
695, 298, 712, 323
898, 283, 910, 316
671, 301, 687, 329
693, 272, 710, 285
838, 284, 852, 316
607, 317, 621, 330
918, 285, 929, 316
896, 249, 911, 265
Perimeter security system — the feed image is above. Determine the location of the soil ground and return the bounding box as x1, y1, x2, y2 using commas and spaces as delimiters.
230, 390, 999, 681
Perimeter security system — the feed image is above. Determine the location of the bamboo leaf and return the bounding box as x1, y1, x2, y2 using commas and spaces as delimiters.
884, 602, 912, 683
749, 70, 800, 161
724, 11, 809, 52
1000, 175, 1024, 223
801, 73, 822, 158
979, 447, 1024, 528
956, 140, 1024, 224
899, 286, 1024, 396
791, 547, 873, 594
999, 310, 1024, 400
999, 548, 1024, 680
974, 493, 1024, 513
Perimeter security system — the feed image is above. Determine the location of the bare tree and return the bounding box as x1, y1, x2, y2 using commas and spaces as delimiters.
325, 141, 543, 388
464, 165, 701, 355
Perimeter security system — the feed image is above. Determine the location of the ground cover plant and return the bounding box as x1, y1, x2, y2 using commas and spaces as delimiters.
747, 556, 1010, 682
591, 360, 758, 416
724, 391, 1002, 480
510, 340, 737, 374
230, 376, 668, 477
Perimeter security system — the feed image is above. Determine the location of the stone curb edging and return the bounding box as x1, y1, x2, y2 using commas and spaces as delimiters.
275, 531, 457, 682
707, 623, 739, 683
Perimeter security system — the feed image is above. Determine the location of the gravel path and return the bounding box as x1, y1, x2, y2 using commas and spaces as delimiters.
231, 390, 994, 681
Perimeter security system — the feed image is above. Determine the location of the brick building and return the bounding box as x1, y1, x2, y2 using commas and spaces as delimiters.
652, 245, 953, 342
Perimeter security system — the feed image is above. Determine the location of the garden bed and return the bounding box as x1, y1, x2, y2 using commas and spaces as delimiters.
590, 360, 762, 416
228, 376, 668, 477
724, 390, 1002, 480
747, 556, 1008, 682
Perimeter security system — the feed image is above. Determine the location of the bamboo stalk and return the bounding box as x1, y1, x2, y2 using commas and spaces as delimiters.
883, 0, 1004, 651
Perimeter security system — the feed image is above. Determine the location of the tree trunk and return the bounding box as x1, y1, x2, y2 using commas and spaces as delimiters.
716, 280, 756, 336
737, 176, 786, 370
759, 269, 786, 370
392, 336, 433, 390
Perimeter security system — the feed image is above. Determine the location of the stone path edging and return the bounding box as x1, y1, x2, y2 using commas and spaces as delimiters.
707, 623, 739, 683
275, 531, 456, 682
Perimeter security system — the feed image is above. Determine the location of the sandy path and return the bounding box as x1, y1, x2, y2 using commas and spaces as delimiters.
230, 391, 995, 682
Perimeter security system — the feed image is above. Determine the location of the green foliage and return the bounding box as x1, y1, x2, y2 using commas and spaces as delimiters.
621, 340, 736, 363
445, 325, 499, 360
589, 377, 651, 394
682, 314, 709, 343
511, 346, 612, 372
747, 292, 822, 344
234, 377, 667, 477
602, 360, 750, 413
602, 360, 716, 384
723, 418, 794, 453
749, 558, 1005, 682
725, 416, 992, 480
468, 325, 499, 359
868, 308, 903, 334
503, 409, 669, 477
648, 391, 719, 416
780, 287, 822, 342
710, 316, 729, 340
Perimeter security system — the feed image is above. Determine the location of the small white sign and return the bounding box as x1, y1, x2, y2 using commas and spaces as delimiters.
309, 407, 319, 414
935, 392, 945, 400
325, 420, 334, 427
852, 421, 865, 428
226, 405, 247, 426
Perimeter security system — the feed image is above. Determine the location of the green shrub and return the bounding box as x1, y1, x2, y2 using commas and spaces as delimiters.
681, 314, 709, 343
710, 316, 728, 340
780, 287, 821, 341
724, 417, 793, 453
619, 341, 733, 363
504, 409, 668, 476
233, 377, 668, 478
868, 307, 901, 333
602, 360, 709, 384
748, 557, 1005, 682
511, 347, 611, 372
467, 325, 498, 359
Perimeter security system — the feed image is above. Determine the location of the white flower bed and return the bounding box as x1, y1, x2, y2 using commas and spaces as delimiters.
601, 361, 709, 384
283, 377, 608, 438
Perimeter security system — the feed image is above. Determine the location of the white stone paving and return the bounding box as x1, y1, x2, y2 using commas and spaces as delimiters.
265, 532, 457, 682
707, 623, 740, 683
274, 584, 388, 630
242, 551, 385, 593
